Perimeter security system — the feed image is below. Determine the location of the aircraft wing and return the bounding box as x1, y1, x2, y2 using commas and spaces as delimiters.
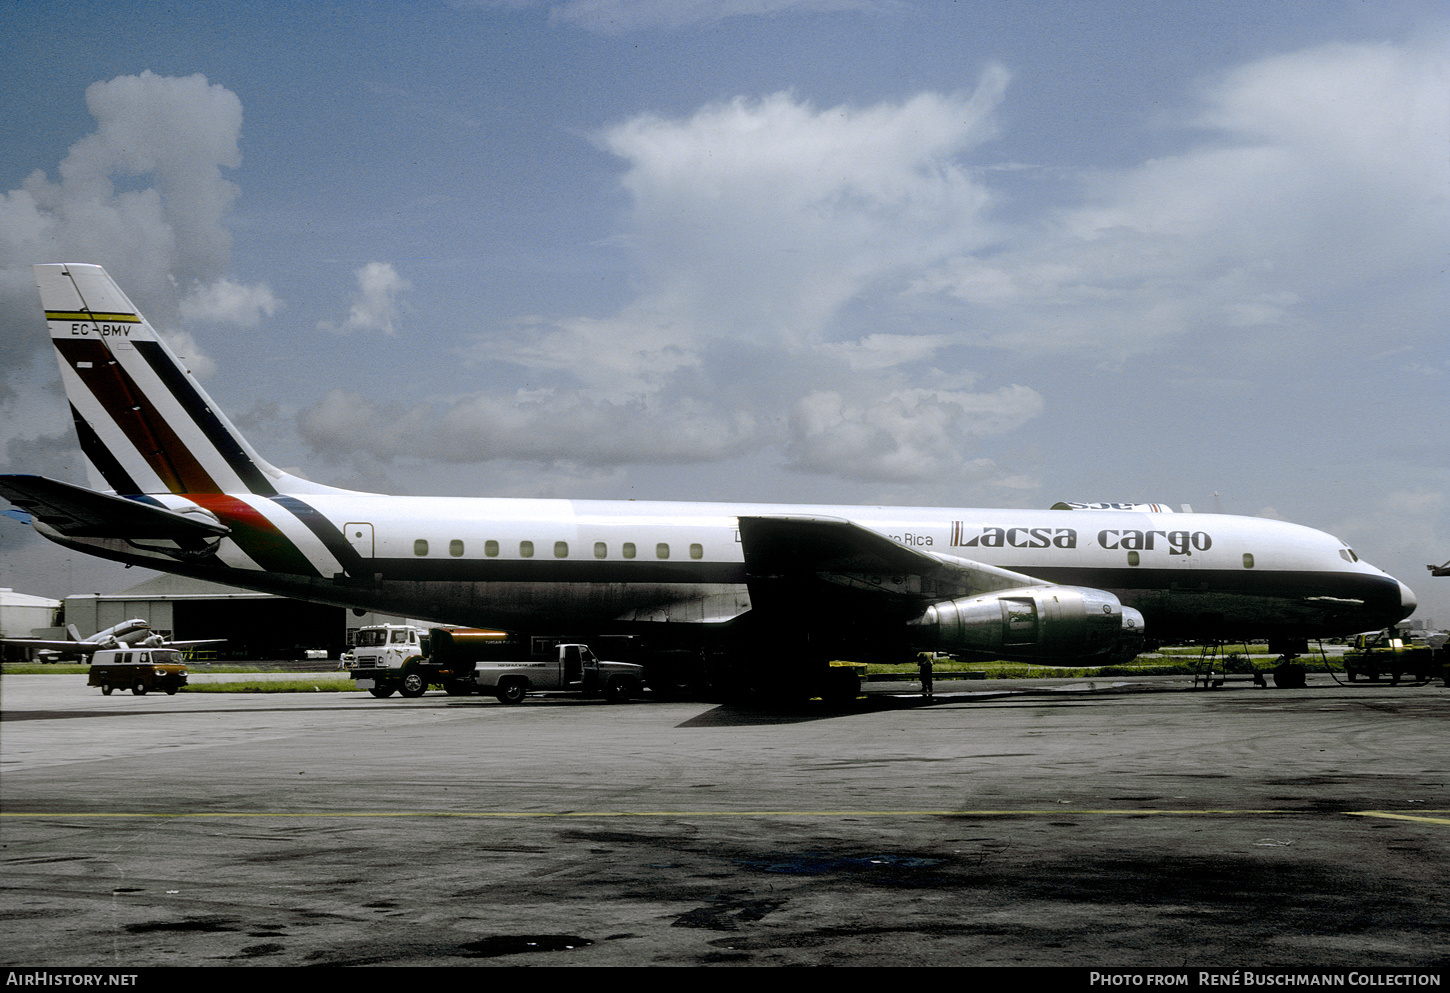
737, 515, 1045, 619
0, 637, 226, 653
0, 474, 230, 540
0, 638, 107, 654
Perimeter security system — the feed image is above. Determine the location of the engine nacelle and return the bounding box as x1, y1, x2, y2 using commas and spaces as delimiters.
910, 586, 1142, 661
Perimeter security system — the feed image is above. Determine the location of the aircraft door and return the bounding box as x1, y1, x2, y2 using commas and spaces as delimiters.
345, 523, 375, 558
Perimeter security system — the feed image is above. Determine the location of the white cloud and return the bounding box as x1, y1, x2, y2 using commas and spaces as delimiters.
599, 78, 1006, 350
319, 262, 412, 335
913, 39, 1450, 363
179, 277, 280, 327
0, 71, 244, 402
411, 74, 1020, 480
785, 384, 1043, 482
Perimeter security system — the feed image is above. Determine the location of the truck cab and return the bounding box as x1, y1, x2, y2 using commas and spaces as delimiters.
87, 648, 188, 696
345, 625, 426, 671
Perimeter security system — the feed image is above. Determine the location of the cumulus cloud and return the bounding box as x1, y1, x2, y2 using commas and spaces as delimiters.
179, 277, 280, 327
329, 73, 1029, 481
913, 39, 1450, 363
786, 384, 1044, 482
319, 262, 412, 335
599, 77, 1006, 352
0, 71, 244, 403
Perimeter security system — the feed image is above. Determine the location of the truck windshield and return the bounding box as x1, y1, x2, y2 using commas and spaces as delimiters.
355, 630, 388, 647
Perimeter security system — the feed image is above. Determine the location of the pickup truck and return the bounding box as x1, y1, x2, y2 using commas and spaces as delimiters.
87, 647, 188, 696
474, 642, 644, 703
347, 626, 645, 703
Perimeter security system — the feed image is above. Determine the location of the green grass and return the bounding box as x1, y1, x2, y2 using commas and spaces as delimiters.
185, 678, 360, 693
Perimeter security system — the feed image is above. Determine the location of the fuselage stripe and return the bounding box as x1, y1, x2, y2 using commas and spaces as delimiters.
270, 495, 366, 577
185, 494, 321, 577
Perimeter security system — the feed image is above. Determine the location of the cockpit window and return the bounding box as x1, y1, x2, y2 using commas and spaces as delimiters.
1339, 548, 1359, 563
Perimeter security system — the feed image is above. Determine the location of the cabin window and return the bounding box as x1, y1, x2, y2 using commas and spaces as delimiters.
657, 542, 670, 559
520, 540, 534, 558
690, 543, 703, 560
1127, 551, 1140, 567
1243, 553, 1255, 569
594, 542, 607, 559
449, 539, 464, 557
414, 539, 429, 556
555, 541, 569, 558
623, 542, 636, 559
485, 540, 499, 557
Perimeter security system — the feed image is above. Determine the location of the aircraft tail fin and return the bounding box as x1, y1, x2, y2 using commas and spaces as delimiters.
35, 264, 324, 497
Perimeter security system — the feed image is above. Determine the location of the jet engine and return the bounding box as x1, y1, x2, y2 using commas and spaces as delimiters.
910, 586, 1144, 661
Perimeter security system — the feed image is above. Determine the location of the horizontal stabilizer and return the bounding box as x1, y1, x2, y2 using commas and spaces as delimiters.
0, 474, 230, 540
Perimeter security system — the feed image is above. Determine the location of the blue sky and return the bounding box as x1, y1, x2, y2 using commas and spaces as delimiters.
1, 0, 1446, 626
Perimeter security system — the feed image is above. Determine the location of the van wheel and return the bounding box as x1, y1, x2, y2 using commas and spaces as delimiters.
132, 681, 148, 696
399, 671, 428, 697
368, 686, 396, 699
100, 683, 113, 696
497, 680, 527, 704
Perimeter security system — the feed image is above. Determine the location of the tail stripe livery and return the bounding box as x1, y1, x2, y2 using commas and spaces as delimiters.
53, 336, 229, 494
68, 403, 144, 495
132, 339, 278, 496
39, 264, 280, 498
33, 263, 358, 580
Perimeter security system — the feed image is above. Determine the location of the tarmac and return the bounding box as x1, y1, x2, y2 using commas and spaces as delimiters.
1, 671, 1446, 968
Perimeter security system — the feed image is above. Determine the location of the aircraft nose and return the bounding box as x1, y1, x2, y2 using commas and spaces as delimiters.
1398, 580, 1417, 621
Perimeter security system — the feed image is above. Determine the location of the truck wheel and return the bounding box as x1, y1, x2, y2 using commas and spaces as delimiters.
369, 686, 396, 698
132, 681, 148, 696
399, 671, 428, 697
1347, 671, 1357, 682
604, 678, 634, 703
443, 679, 473, 696
165, 687, 177, 695
496, 680, 527, 704
100, 683, 113, 696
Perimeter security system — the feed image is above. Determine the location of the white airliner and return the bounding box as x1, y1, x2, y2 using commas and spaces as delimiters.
0, 264, 1417, 694
0, 617, 222, 659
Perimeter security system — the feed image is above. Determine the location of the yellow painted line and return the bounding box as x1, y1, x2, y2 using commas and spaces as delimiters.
1345, 811, 1450, 826
5, 808, 1447, 820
